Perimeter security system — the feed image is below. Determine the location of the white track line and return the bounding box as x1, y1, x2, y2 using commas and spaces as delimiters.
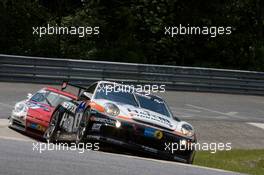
0, 135, 33, 142
0, 135, 238, 174
97, 150, 240, 174
247, 122, 264, 130
0, 118, 238, 175
0, 119, 9, 126
0, 102, 13, 108
186, 104, 229, 116
186, 104, 243, 119
170, 107, 201, 113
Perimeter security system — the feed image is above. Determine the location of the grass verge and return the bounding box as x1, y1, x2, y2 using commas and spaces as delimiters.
194, 149, 264, 175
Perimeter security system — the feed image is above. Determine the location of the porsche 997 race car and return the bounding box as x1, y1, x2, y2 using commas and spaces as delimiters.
9, 86, 76, 137
44, 81, 197, 163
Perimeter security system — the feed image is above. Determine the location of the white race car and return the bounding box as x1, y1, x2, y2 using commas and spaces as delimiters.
44, 81, 197, 163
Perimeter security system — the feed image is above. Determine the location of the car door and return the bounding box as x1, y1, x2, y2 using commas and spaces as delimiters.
58, 83, 98, 134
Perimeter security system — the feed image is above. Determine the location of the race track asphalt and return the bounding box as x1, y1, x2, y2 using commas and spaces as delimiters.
0, 82, 262, 175
0, 138, 242, 175
1, 82, 264, 148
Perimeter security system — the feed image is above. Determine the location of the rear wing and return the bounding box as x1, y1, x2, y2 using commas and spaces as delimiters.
61, 81, 87, 96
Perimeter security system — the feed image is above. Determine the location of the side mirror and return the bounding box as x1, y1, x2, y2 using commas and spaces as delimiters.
79, 92, 92, 101
27, 93, 33, 99
61, 81, 68, 91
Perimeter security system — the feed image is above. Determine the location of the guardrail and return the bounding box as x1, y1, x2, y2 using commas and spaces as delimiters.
0, 54, 264, 95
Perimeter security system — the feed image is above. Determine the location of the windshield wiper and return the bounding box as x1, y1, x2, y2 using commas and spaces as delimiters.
45, 98, 53, 107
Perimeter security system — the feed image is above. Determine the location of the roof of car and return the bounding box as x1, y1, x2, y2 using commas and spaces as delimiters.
45, 87, 77, 99
96, 81, 164, 100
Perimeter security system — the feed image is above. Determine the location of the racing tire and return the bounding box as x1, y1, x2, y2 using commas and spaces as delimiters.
185, 151, 196, 164
44, 106, 63, 143
76, 108, 91, 145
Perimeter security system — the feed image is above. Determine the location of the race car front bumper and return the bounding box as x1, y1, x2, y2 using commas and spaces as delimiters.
87, 111, 196, 163
9, 111, 26, 132
26, 115, 49, 137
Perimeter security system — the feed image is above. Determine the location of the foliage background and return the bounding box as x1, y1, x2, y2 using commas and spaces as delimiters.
0, 0, 263, 71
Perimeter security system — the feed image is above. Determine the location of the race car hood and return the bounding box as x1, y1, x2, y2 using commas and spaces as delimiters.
26, 101, 54, 122
93, 99, 184, 131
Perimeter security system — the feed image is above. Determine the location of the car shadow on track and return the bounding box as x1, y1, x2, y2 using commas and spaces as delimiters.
8, 126, 45, 142
8, 127, 178, 164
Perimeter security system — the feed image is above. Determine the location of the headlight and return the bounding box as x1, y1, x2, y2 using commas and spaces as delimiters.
13, 102, 28, 116
115, 120, 121, 128
181, 124, 194, 137
104, 103, 120, 116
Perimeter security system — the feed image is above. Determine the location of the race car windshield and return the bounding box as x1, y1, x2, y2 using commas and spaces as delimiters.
135, 94, 172, 117
94, 83, 139, 107
45, 92, 72, 107
30, 90, 72, 107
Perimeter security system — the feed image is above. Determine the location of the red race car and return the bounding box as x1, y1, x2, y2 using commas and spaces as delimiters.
9, 83, 77, 138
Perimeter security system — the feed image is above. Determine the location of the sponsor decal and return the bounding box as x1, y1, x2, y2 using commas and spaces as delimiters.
27, 102, 42, 109
77, 102, 86, 113
90, 102, 105, 112
154, 130, 163, 140
91, 117, 116, 126
28, 123, 46, 132
27, 102, 50, 112
106, 138, 124, 145
92, 123, 102, 131
144, 128, 163, 139
137, 110, 172, 127
62, 101, 77, 113
72, 102, 86, 131
141, 145, 158, 153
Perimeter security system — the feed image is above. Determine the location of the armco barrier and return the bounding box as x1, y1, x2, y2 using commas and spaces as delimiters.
0, 54, 264, 95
